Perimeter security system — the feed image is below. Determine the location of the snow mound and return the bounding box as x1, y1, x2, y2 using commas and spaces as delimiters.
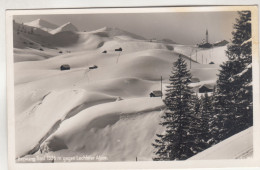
37, 97, 165, 161
13, 48, 58, 62
189, 127, 253, 160
90, 27, 145, 40
100, 40, 171, 53
67, 27, 147, 50
81, 77, 158, 98
15, 89, 118, 157
24, 19, 58, 32
50, 22, 78, 34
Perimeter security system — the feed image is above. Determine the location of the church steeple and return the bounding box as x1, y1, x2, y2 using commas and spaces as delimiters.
206, 29, 208, 43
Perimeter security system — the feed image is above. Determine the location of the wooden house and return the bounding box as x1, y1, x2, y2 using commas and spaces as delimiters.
150, 90, 163, 97
115, 47, 122, 51
199, 84, 214, 93
60, 64, 70, 71
89, 65, 98, 69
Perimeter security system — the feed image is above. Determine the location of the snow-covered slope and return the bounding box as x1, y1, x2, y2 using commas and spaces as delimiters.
16, 89, 119, 157
34, 97, 165, 161
50, 22, 78, 34
24, 19, 58, 32
174, 44, 229, 64
13, 20, 236, 161
89, 26, 145, 40
189, 127, 253, 160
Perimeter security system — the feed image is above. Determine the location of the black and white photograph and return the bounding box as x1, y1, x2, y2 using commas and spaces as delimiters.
5, 5, 260, 169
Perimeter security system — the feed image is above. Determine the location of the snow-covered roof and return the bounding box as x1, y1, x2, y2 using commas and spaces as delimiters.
199, 84, 214, 89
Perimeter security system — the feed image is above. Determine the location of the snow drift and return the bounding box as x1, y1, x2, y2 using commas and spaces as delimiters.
36, 97, 165, 161
189, 127, 253, 160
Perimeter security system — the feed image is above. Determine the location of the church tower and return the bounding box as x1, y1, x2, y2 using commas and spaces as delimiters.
206, 29, 208, 43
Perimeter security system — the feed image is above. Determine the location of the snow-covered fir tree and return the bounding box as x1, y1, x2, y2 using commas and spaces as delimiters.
152, 55, 199, 160
192, 94, 201, 116
213, 11, 252, 142
185, 93, 214, 155
199, 93, 214, 147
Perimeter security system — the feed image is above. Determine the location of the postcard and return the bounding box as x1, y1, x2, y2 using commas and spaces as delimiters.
6, 6, 260, 170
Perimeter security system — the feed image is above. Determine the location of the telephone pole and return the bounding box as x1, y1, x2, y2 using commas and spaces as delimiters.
196, 50, 197, 62
206, 29, 209, 43
190, 55, 191, 69
161, 76, 163, 98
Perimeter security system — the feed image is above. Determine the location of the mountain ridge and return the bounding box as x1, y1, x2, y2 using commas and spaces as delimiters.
24, 18, 58, 32
50, 22, 78, 34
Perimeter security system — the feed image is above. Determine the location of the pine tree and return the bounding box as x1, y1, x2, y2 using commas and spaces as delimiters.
153, 55, 198, 160
187, 94, 206, 155
192, 94, 201, 116
30, 27, 34, 34
213, 11, 252, 142
199, 93, 214, 146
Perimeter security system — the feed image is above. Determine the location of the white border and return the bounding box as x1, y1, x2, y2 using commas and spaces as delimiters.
2, 2, 260, 170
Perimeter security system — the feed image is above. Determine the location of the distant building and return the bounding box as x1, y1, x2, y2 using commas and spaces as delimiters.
198, 43, 213, 48
60, 64, 70, 71
115, 47, 122, 51
150, 90, 163, 97
198, 29, 213, 48
199, 84, 214, 93
213, 40, 229, 47
89, 65, 98, 69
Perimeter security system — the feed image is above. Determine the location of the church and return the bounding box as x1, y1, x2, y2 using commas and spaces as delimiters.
198, 29, 213, 48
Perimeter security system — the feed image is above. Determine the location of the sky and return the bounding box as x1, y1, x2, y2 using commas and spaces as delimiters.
13, 11, 238, 45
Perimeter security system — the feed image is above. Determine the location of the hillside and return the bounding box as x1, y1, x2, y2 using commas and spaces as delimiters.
189, 127, 253, 160
24, 18, 58, 32
14, 19, 237, 162
50, 22, 78, 34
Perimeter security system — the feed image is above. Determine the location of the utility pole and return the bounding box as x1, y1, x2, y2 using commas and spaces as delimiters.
116, 51, 121, 63
189, 49, 193, 69
190, 55, 191, 69
202, 54, 204, 64
196, 50, 197, 62
206, 29, 209, 43
161, 76, 163, 98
